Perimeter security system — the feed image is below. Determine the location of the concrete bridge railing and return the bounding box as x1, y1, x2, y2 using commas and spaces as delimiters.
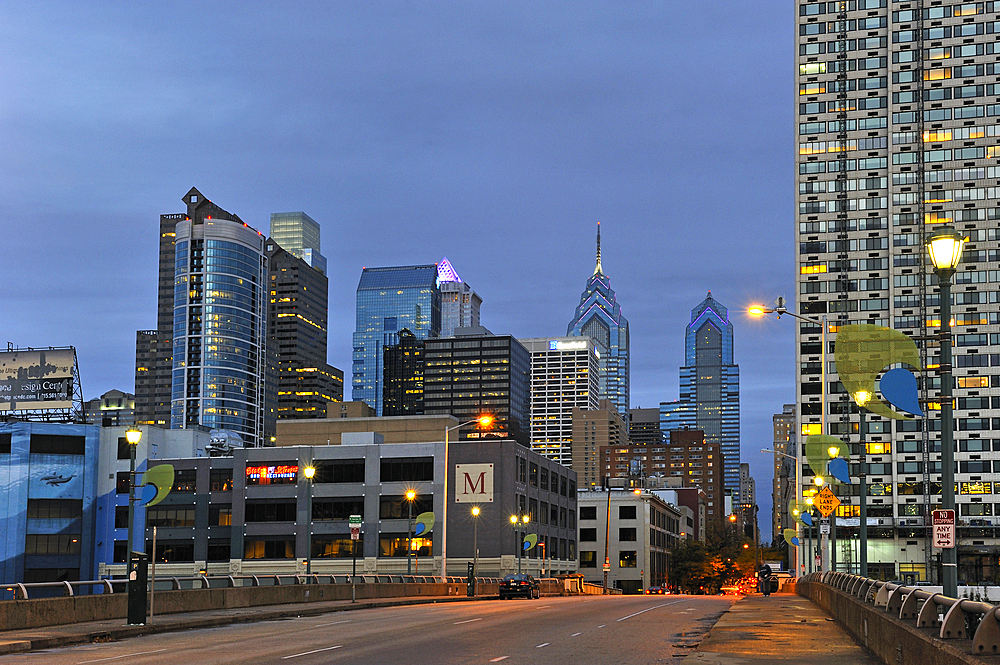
799, 571, 1000, 663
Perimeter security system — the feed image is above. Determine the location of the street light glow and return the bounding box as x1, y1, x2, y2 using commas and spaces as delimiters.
510, 514, 518, 524
814, 476, 825, 486
472, 506, 480, 517
853, 389, 873, 407
125, 427, 142, 445
747, 305, 767, 316
406, 490, 416, 501
477, 414, 494, 428
827, 446, 840, 458
926, 226, 966, 271
303, 466, 316, 480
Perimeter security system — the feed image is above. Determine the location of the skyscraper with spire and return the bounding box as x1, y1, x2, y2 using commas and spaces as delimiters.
437, 257, 482, 338
567, 223, 629, 416
661, 292, 741, 493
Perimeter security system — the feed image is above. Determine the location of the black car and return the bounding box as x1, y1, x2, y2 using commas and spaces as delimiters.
499, 573, 540, 600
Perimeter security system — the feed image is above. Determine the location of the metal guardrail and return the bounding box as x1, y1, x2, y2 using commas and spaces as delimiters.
4, 574, 511, 600
805, 570, 1000, 654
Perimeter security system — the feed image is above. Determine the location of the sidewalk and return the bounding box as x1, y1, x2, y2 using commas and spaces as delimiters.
683, 592, 881, 664
0, 593, 490, 656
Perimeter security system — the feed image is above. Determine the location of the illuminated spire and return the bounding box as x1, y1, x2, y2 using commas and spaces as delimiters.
437, 257, 461, 283
593, 222, 603, 276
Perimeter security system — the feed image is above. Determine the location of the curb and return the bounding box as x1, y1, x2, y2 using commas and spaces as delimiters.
0, 594, 499, 655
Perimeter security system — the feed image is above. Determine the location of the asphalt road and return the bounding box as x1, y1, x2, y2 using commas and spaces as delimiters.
1, 595, 735, 665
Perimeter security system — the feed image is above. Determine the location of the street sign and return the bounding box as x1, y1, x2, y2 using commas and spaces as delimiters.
933, 509, 955, 549
815, 555, 821, 568
603, 556, 611, 571
814, 487, 841, 518
820, 520, 830, 535
350, 514, 362, 541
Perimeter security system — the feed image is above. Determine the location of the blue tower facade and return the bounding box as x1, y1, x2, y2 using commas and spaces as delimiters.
566, 223, 629, 416
352, 264, 441, 415
661, 292, 741, 492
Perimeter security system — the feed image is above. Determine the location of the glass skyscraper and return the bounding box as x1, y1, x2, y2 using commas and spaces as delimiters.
269, 211, 327, 275
566, 223, 630, 415
438, 257, 482, 338
352, 264, 441, 415
170, 188, 270, 448
661, 293, 741, 493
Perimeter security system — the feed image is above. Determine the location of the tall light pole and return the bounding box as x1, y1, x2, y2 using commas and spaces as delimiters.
406, 489, 416, 574
751, 301, 828, 574
510, 512, 529, 573
471, 506, 480, 584
303, 465, 316, 576
125, 427, 143, 562
442, 414, 493, 578
927, 226, 965, 599
852, 390, 872, 577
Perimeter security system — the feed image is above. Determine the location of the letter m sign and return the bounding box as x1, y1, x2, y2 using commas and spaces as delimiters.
455, 464, 494, 503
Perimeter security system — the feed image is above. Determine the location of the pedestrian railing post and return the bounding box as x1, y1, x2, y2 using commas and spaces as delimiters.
973, 606, 1000, 654
918, 593, 943, 629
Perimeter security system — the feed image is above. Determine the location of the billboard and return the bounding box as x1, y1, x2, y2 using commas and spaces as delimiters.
0, 348, 75, 412
455, 463, 494, 503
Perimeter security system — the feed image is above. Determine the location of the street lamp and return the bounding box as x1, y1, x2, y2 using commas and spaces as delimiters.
303, 465, 316, 576
510, 512, 529, 573
762, 447, 802, 576
852, 390, 872, 578
471, 506, 481, 586
442, 414, 493, 578
125, 427, 143, 563
406, 489, 417, 574
927, 225, 965, 598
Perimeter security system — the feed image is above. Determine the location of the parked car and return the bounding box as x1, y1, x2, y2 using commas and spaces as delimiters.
645, 586, 665, 595
500, 573, 540, 599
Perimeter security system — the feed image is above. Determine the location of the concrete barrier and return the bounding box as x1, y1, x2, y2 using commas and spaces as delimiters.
0, 582, 499, 632
798, 577, 989, 665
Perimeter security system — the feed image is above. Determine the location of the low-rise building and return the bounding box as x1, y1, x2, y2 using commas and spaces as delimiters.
576, 488, 681, 594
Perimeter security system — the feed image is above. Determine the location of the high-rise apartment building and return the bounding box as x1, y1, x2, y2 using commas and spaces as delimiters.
574, 399, 629, 489
438, 257, 482, 338
352, 264, 441, 415
567, 224, 630, 416
796, 1, 1000, 581
269, 212, 327, 274
422, 328, 531, 445
520, 336, 602, 468
772, 404, 796, 556
382, 328, 424, 416
266, 239, 343, 420
170, 188, 270, 448
661, 293, 741, 492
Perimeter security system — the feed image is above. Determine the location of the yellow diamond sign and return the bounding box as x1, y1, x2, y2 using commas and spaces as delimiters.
814, 487, 841, 518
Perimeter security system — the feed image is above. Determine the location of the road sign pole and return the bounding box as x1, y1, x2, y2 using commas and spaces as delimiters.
350, 514, 361, 603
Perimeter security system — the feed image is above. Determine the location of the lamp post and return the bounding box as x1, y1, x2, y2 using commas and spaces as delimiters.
510, 513, 529, 573
927, 225, 965, 599
852, 390, 872, 577
125, 427, 143, 563
751, 301, 828, 573
303, 465, 316, 576
406, 489, 416, 574
471, 506, 480, 585
442, 415, 493, 578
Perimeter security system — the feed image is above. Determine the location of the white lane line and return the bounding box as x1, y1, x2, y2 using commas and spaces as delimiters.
77, 650, 169, 664
282, 645, 343, 659
314, 619, 351, 627
570, 632, 582, 637
536, 643, 550, 648
454, 617, 483, 624
616, 600, 686, 623
598, 624, 606, 628
489, 657, 509, 662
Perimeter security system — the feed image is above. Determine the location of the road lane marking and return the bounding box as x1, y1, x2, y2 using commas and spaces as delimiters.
598, 624, 606, 628
536, 643, 550, 648
616, 600, 686, 623
282, 645, 343, 659
314, 619, 351, 627
489, 657, 509, 662
454, 618, 483, 624
570, 632, 582, 637
76, 650, 169, 664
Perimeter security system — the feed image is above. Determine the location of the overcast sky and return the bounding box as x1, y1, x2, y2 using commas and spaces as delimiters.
1, 1, 794, 541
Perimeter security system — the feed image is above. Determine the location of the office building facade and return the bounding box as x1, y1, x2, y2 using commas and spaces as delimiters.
629, 407, 664, 447
83, 390, 135, 427
772, 404, 796, 553
661, 293, 741, 492
170, 188, 270, 448
438, 258, 482, 338
269, 212, 327, 274
574, 400, 630, 489
520, 336, 602, 468
796, 0, 1000, 581
423, 329, 531, 445
352, 265, 441, 415
267, 239, 343, 421
382, 328, 424, 416
567, 223, 630, 416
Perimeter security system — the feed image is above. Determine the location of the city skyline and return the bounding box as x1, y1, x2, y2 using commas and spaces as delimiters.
2, 2, 794, 538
